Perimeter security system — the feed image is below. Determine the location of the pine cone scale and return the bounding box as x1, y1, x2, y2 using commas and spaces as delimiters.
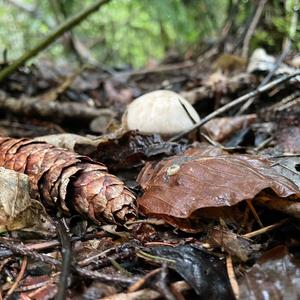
0, 137, 136, 224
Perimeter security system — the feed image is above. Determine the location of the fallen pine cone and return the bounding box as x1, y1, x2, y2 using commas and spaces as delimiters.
0, 137, 136, 224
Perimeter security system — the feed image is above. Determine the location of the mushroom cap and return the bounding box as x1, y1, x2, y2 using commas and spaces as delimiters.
124, 90, 200, 135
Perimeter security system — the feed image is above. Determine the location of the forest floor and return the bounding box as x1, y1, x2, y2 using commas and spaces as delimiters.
0, 49, 300, 300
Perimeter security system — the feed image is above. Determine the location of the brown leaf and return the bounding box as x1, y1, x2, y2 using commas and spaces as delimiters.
137, 148, 300, 228
0, 137, 136, 225
239, 246, 300, 300
208, 227, 260, 261
0, 167, 55, 234
203, 114, 256, 142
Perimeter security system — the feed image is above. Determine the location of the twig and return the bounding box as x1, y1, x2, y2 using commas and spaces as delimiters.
226, 256, 239, 300
0, 237, 138, 285
128, 268, 161, 293
5, 257, 27, 299
101, 281, 190, 300
241, 0, 268, 58
0, 0, 110, 83
242, 219, 288, 238
78, 247, 115, 267
55, 220, 72, 300
0, 237, 62, 267
169, 71, 300, 141
154, 264, 177, 300
246, 200, 264, 228
0, 232, 108, 259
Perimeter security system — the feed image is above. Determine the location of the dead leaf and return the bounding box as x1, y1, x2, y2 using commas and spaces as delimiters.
239, 246, 300, 300
149, 245, 233, 298
75, 131, 186, 170
208, 227, 261, 261
137, 148, 300, 229
35, 131, 185, 171
34, 133, 96, 151
203, 114, 256, 142
0, 167, 54, 234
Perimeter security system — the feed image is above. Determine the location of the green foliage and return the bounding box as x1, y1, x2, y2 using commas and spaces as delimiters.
0, 0, 227, 67
251, 0, 300, 53
0, 0, 298, 67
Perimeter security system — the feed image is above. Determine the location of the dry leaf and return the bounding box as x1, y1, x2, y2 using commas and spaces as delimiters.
0, 167, 54, 233
36, 131, 186, 171
34, 133, 95, 151
0, 137, 136, 225
137, 148, 300, 229
203, 114, 256, 142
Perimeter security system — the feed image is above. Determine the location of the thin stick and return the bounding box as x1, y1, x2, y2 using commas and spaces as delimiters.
243, 219, 288, 238
128, 268, 161, 293
0, 0, 110, 83
55, 220, 72, 300
226, 256, 240, 300
0, 237, 137, 285
246, 200, 264, 228
242, 0, 267, 58
5, 257, 28, 298
169, 72, 300, 142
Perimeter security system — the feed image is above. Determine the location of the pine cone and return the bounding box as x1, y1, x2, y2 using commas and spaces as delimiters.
0, 137, 136, 224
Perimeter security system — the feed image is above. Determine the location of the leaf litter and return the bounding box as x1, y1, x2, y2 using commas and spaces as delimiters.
0, 49, 300, 299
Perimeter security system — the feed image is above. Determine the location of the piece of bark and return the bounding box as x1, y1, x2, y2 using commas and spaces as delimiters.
0, 137, 136, 224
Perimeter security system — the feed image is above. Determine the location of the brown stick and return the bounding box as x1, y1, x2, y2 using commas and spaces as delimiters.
0, 0, 110, 83
241, 0, 268, 58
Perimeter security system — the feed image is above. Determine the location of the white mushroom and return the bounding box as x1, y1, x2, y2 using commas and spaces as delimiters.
123, 90, 200, 136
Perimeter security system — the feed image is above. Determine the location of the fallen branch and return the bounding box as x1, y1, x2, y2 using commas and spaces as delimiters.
0, 0, 110, 83
0, 93, 114, 123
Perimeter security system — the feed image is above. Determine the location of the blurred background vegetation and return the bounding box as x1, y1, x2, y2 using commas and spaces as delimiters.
0, 0, 299, 68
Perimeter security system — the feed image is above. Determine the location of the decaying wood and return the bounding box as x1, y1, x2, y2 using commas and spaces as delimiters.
0, 137, 136, 224
0, 93, 114, 123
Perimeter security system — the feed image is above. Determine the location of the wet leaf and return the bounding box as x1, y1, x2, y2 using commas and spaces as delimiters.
239, 246, 300, 300
203, 114, 256, 143
137, 148, 300, 229
270, 156, 300, 188
149, 245, 233, 299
